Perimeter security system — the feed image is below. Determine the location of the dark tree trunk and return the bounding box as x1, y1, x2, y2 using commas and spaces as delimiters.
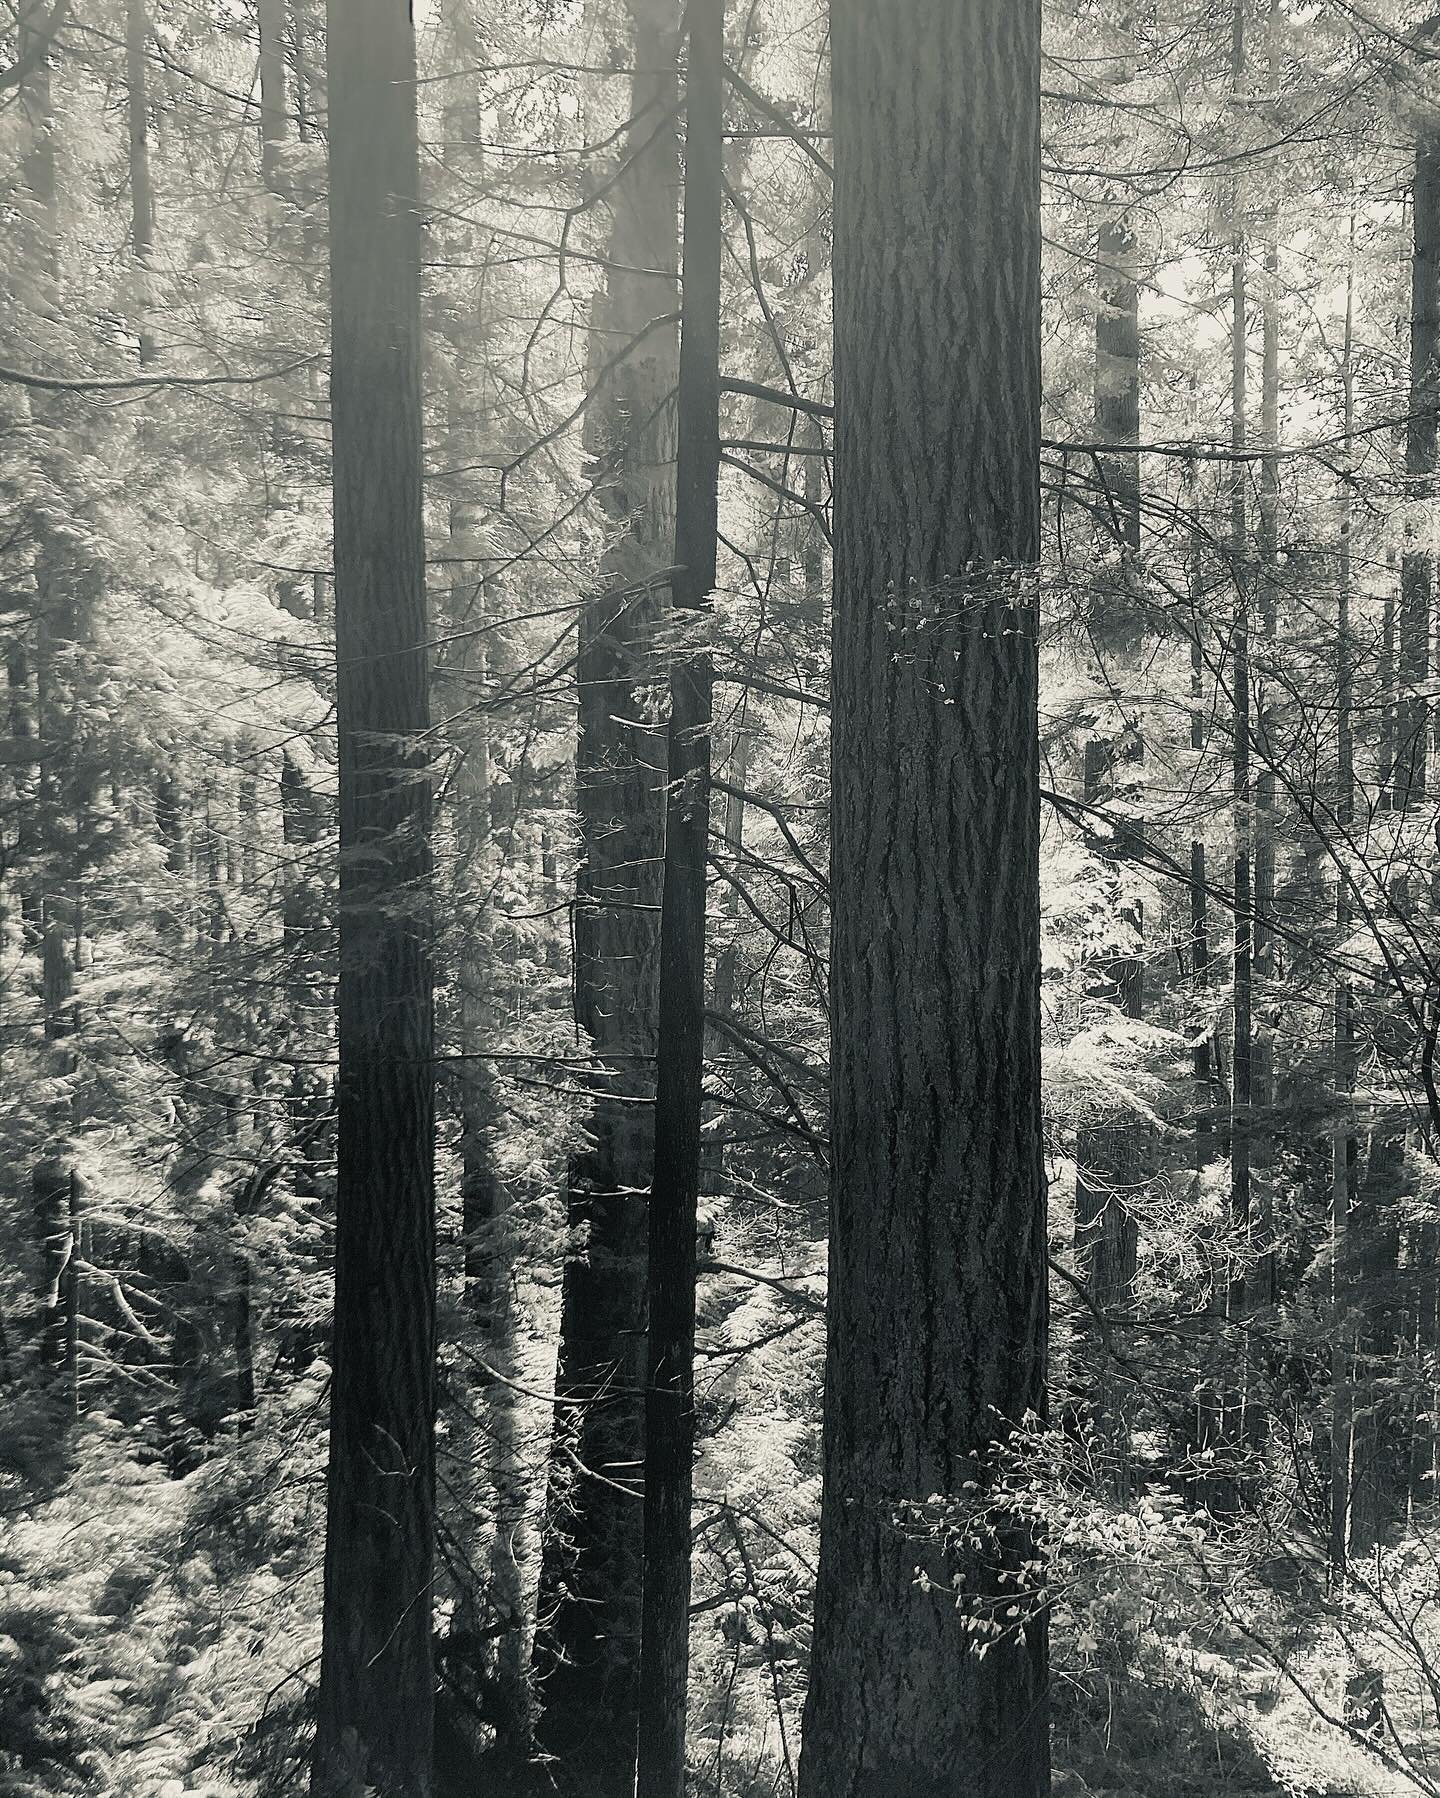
1379, 578, 1397, 809
532, 5, 679, 1789
311, 0, 436, 1792
1331, 247, 1358, 1583
1185, 452, 1218, 1198
797, 5, 1048, 1795
634, 3, 723, 1794
1226, 1, 1258, 1488
1396, 126, 1440, 812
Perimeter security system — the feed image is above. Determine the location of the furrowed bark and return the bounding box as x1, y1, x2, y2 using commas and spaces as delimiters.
312, 0, 436, 1790
797, 4, 1048, 1793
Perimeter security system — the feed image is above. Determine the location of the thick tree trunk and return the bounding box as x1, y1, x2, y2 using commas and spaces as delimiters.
532, 5, 679, 1789
634, 3, 723, 1793
311, 1, 436, 1793
797, 5, 1048, 1795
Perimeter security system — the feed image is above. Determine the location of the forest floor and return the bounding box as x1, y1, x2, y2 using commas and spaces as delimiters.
1055, 1654, 1424, 1797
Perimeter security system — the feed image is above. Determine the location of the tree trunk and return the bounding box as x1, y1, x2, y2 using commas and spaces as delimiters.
311, 0, 436, 1792
1094, 217, 1141, 560
440, 398, 530, 1757
1251, 156, 1280, 1323
18, 0, 56, 254
125, 0, 156, 363
1184, 444, 1218, 1205
797, 5, 1048, 1795
18, 0, 80, 1399
1072, 207, 1145, 1493
532, 5, 679, 1789
1331, 241, 1358, 1587
1396, 126, 1440, 813
635, 2, 723, 1792
259, 0, 289, 197
1226, 0, 1257, 1493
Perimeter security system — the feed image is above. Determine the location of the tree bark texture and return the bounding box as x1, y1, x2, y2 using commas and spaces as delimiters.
532, 5, 679, 1791
312, 2, 436, 1793
797, 4, 1048, 1795
635, 1, 723, 1792
1397, 126, 1440, 812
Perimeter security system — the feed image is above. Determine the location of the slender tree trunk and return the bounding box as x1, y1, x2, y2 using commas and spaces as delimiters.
701, 716, 746, 1207
312, 1, 436, 1792
232, 1247, 256, 1426
1331, 237, 1358, 1589
1225, 0, 1256, 1497
1094, 217, 1141, 559
259, 0, 289, 197
1397, 126, 1440, 813
1379, 576, 1397, 810
1184, 440, 1218, 1210
279, 753, 328, 1223
532, 6, 679, 1788
1251, 161, 1280, 1322
125, 0, 156, 364
798, 5, 1047, 1795
634, 3, 723, 1793
1072, 208, 1144, 1493
442, 416, 530, 1758
18, 0, 56, 244
711, 723, 746, 1024
21, 15, 86, 1408
293, 0, 316, 140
